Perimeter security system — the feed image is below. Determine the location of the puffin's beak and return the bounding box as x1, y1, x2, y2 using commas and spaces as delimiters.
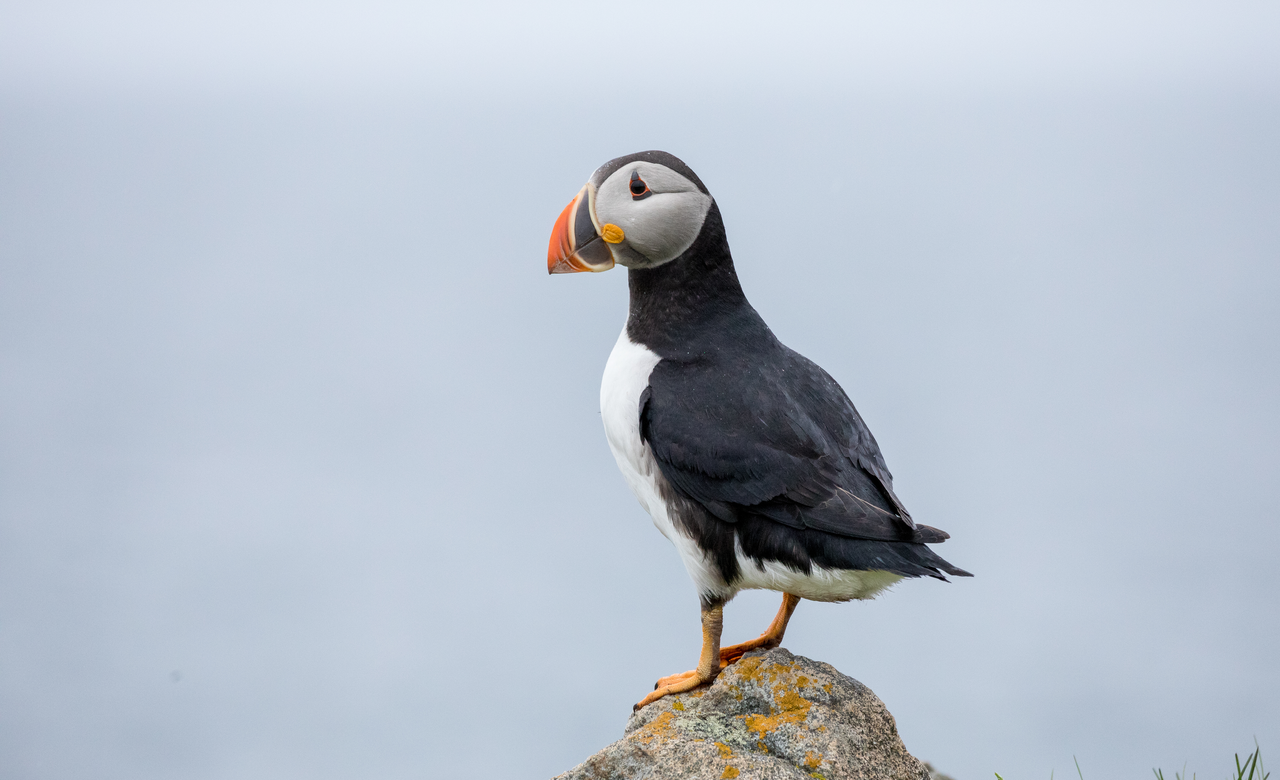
547, 185, 616, 274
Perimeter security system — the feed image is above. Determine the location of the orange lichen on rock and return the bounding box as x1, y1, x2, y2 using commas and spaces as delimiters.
715, 742, 733, 759
773, 684, 811, 718
729, 654, 769, 684
733, 655, 818, 754
721, 767, 740, 779
804, 750, 824, 769
631, 711, 678, 746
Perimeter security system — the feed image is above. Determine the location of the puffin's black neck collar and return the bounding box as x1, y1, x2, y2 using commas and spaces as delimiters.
626, 203, 756, 356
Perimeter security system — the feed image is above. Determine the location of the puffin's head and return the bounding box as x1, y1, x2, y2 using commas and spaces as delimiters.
547, 150, 713, 274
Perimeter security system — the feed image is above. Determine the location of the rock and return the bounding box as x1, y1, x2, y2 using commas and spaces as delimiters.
554, 647, 931, 780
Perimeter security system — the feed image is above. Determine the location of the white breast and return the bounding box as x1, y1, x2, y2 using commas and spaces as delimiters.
600, 327, 727, 597
599, 328, 662, 517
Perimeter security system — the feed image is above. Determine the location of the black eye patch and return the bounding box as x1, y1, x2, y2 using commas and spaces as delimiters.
629, 170, 652, 200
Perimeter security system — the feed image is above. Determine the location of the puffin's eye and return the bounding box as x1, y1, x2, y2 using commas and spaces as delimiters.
629, 170, 652, 200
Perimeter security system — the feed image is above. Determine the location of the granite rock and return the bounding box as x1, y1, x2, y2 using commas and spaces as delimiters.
554, 647, 931, 780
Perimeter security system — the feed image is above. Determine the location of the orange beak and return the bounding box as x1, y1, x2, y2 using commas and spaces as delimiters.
547, 185, 616, 274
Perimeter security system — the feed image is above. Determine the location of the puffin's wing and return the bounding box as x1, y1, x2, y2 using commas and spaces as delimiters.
640, 346, 945, 544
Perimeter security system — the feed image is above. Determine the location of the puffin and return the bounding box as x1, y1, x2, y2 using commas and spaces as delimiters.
547, 150, 971, 712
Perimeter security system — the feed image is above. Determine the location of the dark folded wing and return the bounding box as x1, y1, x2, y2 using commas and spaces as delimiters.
640, 345, 946, 544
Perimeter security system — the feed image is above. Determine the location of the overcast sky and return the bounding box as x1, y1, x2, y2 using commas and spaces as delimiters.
1, 1, 1278, 96
1, 3, 1278, 780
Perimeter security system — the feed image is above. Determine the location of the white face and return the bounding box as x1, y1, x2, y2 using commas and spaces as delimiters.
593, 161, 713, 269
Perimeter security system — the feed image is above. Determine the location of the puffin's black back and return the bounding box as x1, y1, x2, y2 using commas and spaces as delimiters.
627, 201, 970, 586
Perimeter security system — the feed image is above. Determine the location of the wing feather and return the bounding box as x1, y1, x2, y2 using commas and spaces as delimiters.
640, 344, 937, 544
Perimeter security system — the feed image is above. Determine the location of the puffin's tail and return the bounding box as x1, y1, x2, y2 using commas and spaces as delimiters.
808, 531, 973, 581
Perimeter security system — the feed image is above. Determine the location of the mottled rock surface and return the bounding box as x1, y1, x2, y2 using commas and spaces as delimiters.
554, 648, 930, 780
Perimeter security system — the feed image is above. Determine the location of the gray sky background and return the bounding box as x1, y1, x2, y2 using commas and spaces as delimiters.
1, 3, 1277, 780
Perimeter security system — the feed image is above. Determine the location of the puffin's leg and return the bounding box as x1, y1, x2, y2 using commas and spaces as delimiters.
718, 592, 800, 665
634, 600, 724, 711
652, 591, 799, 686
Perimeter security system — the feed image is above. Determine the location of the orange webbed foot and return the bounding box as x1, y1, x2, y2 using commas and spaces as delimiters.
635, 666, 715, 711
653, 669, 699, 689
